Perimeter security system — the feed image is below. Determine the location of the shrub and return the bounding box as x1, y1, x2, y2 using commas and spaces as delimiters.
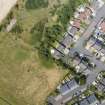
25, 0, 48, 9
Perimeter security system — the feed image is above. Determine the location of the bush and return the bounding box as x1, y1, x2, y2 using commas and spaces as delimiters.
30, 18, 48, 46
75, 73, 86, 85
56, 0, 88, 28
25, 0, 48, 9
11, 24, 23, 34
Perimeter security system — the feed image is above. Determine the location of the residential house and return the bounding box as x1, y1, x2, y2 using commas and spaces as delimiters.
52, 44, 65, 60
78, 7, 93, 23
79, 99, 89, 105
61, 33, 73, 48
75, 94, 99, 105
57, 79, 79, 95
87, 94, 99, 105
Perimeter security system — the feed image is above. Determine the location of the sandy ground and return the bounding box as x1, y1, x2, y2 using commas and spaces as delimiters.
0, 0, 17, 23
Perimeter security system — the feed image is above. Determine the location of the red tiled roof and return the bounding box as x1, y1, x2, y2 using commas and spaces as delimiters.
100, 20, 105, 33
79, 12, 86, 20
72, 7, 92, 29
73, 19, 81, 29
79, 7, 92, 21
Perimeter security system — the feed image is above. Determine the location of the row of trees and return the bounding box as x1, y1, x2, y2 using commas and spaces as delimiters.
30, 18, 64, 67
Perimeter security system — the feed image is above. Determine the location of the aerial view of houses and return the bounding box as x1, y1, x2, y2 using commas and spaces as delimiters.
48, 0, 105, 105
2, 0, 105, 105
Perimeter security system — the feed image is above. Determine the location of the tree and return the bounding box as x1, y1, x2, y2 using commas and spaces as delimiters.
11, 24, 23, 34
75, 73, 86, 85
25, 0, 48, 9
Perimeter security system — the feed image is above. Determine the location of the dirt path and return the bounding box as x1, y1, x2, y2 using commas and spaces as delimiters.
0, 0, 17, 23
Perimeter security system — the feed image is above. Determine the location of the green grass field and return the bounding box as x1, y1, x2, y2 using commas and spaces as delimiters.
0, 0, 68, 105
0, 32, 67, 105
0, 0, 89, 104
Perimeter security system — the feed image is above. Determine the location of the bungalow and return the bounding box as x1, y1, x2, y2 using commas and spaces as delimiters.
69, 26, 79, 36
51, 44, 65, 60
78, 7, 93, 22
75, 5, 93, 23
75, 94, 99, 105
75, 63, 88, 74
57, 79, 79, 95
70, 6, 91, 32
52, 32, 74, 59
61, 33, 73, 48
79, 99, 89, 105
87, 94, 99, 105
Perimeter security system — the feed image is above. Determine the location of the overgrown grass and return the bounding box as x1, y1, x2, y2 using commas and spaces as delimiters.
25, 0, 48, 9
0, 0, 68, 105
0, 0, 89, 105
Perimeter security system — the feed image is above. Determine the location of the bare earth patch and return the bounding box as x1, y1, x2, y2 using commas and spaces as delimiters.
0, 0, 17, 23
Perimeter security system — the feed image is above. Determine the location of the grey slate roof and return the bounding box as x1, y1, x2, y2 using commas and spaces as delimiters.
68, 26, 78, 36
52, 45, 65, 59
87, 94, 99, 105
58, 79, 78, 94
79, 99, 89, 105
79, 94, 99, 105
61, 34, 73, 47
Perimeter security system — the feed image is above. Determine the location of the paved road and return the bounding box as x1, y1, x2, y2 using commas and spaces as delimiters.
100, 100, 105, 105
73, 4, 105, 87
75, 5, 105, 48
52, 5, 105, 105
